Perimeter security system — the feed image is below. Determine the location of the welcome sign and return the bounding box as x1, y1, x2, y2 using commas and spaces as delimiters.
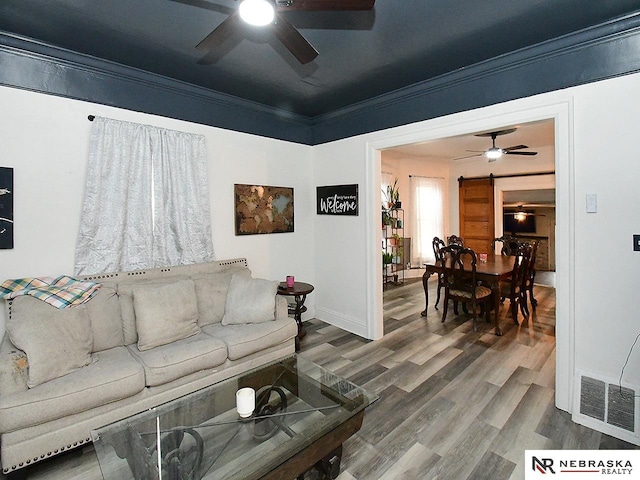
316, 184, 358, 216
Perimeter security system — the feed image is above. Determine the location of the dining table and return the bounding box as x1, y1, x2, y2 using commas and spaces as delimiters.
420, 253, 515, 335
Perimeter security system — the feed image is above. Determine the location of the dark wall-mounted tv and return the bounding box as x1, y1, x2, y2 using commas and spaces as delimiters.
503, 210, 536, 234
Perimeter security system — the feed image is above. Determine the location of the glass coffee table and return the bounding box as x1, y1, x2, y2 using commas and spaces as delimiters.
91, 355, 377, 480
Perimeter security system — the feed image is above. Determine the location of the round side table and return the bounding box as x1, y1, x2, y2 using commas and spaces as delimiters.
277, 281, 314, 351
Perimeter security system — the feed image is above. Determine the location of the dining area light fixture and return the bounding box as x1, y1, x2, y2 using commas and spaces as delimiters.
239, 0, 275, 26
484, 147, 503, 161
514, 206, 527, 222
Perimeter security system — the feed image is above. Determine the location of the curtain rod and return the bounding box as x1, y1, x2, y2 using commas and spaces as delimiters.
409, 175, 445, 179
458, 171, 555, 183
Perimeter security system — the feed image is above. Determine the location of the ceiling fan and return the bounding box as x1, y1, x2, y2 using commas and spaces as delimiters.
504, 205, 538, 220
196, 0, 376, 65
454, 128, 538, 162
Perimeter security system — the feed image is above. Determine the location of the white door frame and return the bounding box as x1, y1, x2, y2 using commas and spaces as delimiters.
364, 96, 575, 412
494, 174, 556, 250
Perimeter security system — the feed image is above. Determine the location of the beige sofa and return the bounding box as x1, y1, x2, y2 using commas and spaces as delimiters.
0, 258, 297, 475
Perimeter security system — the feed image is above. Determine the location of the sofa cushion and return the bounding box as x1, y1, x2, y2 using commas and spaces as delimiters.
6, 296, 93, 388
117, 275, 189, 345
133, 279, 201, 351
203, 319, 297, 361
192, 267, 251, 327
0, 346, 144, 433
0, 335, 28, 396
127, 332, 227, 387
221, 275, 279, 326
86, 283, 124, 352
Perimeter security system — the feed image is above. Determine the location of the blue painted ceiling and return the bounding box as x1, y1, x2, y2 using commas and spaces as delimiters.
1, 0, 640, 143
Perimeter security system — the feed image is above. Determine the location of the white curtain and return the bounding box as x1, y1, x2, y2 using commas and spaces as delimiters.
410, 176, 444, 266
75, 117, 214, 275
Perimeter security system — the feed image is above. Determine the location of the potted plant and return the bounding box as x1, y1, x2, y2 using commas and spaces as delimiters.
382, 210, 391, 227
382, 177, 401, 210
388, 233, 401, 246
393, 242, 403, 264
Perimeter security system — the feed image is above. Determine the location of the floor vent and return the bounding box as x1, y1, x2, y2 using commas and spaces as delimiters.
580, 375, 636, 433
608, 385, 635, 432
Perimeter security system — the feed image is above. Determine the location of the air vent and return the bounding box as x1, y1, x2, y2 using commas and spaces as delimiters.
580, 376, 606, 421
579, 375, 636, 433
608, 385, 635, 432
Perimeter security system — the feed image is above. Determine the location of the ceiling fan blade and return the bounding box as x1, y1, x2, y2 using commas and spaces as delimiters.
505, 151, 538, 156
505, 212, 537, 216
196, 11, 241, 53
272, 15, 318, 64
276, 0, 375, 11
454, 153, 483, 160
503, 144, 529, 152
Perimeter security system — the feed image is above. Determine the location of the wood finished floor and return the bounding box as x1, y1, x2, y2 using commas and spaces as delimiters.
8, 277, 637, 479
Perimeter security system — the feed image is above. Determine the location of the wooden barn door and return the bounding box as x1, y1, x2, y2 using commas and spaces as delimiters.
459, 177, 494, 254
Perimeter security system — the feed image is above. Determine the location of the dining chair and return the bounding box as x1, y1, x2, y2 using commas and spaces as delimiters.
440, 245, 492, 332
521, 240, 539, 316
492, 235, 520, 256
432, 237, 446, 308
499, 242, 532, 323
446, 235, 464, 247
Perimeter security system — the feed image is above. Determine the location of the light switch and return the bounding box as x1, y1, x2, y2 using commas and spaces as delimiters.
586, 193, 597, 213
634, 235, 640, 252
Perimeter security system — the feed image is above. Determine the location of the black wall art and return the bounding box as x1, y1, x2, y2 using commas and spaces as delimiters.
0, 167, 13, 249
316, 184, 358, 216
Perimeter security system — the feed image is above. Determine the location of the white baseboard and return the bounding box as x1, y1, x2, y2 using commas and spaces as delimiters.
313, 306, 368, 338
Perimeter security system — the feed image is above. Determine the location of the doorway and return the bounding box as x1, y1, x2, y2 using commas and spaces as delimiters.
366, 99, 574, 412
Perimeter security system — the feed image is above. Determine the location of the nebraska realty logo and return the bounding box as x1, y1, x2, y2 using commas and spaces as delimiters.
526, 451, 640, 479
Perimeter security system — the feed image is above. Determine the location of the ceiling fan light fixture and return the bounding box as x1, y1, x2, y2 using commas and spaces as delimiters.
514, 206, 527, 222
485, 147, 503, 161
515, 211, 527, 222
239, 0, 275, 26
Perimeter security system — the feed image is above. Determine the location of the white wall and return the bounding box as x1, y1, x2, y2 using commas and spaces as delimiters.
312, 72, 640, 429
381, 151, 451, 243
311, 139, 370, 336
0, 86, 315, 332
572, 75, 640, 385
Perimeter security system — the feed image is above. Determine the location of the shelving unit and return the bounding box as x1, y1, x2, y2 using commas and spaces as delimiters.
382, 208, 405, 287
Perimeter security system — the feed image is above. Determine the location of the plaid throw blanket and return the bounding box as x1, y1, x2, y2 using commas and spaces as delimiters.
0, 275, 101, 308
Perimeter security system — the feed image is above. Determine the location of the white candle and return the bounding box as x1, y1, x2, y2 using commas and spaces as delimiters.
236, 387, 255, 418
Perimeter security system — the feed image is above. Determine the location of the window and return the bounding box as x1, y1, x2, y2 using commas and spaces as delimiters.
74, 117, 214, 274
409, 176, 444, 265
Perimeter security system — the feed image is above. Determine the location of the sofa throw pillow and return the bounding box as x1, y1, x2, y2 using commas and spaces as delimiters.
6, 296, 93, 388
118, 275, 190, 346
221, 274, 278, 326
133, 279, 200, 351
86, 283, 124, 352
192, 268, 251, 326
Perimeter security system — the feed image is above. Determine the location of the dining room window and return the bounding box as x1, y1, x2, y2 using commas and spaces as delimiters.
409, 175, 444, 266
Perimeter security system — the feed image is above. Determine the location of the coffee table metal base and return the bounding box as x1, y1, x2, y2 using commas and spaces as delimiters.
92, 356, 376, 480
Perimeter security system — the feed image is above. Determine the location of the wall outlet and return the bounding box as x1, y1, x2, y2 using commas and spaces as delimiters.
634, 235, 640, 252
